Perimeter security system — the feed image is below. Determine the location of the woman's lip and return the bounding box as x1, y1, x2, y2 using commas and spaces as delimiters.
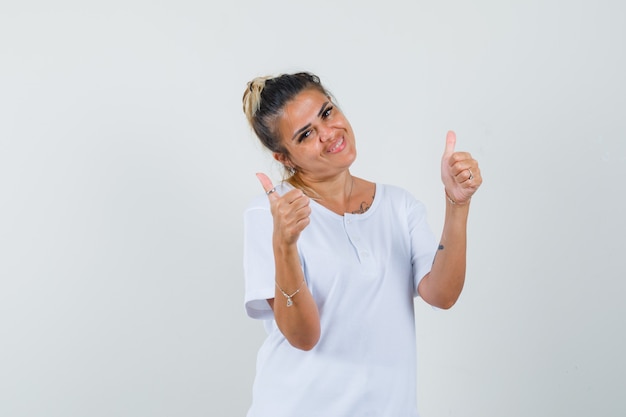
327, 137, 345, 153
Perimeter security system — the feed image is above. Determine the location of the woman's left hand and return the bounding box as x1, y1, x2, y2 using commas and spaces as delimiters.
441, 131, 482, 204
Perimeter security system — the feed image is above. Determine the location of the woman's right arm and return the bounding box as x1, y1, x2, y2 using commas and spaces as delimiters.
269, 241, 320, 350
257, 173, 320, 351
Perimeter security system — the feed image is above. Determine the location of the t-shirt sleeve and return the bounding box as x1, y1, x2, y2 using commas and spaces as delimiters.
407, 197, 438, 296
243, 202, 276, 320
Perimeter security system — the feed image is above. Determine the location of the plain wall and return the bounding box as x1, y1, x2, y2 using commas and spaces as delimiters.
1, 1, 624, 416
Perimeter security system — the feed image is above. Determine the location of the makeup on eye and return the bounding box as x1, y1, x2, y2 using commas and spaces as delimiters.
317, 100, 336, 121
317, 101, 330, 117
292, 123, 312, 142
294, 104, 335, 143
298, 129, 312, 143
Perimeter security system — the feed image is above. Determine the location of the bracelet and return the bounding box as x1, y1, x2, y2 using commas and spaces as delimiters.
445, 190, 470, 205
276, 278, 306, 307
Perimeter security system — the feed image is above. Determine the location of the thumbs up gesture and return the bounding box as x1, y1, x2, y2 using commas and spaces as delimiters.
441, 131, 482, 205
256, 173, 312, 246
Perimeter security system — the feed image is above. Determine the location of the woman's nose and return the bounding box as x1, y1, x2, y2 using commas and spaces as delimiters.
318, 126, 333, 142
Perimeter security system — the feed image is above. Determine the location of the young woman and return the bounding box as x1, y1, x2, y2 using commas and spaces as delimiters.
241, 72, 482, 416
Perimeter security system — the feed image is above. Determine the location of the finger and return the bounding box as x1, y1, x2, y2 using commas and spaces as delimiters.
282, 188, 308, 205
454, 168, 473, 183
275, 190, 310, 220
256, 173, 280, 200
443, 130, 456, 158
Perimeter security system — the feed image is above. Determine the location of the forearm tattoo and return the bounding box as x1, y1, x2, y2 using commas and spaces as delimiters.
432, 244, 444, 265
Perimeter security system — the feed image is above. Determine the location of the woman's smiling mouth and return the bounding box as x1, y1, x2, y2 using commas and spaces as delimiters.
327, 137, 345, 153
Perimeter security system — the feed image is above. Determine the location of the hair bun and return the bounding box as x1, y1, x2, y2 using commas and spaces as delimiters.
242, 75, 273, 123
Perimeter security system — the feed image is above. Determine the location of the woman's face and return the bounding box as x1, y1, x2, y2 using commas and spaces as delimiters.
275, 88, 357, 181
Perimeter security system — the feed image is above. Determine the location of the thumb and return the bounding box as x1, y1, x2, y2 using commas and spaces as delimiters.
443, 130, 456, 158
256, 173, 280, 200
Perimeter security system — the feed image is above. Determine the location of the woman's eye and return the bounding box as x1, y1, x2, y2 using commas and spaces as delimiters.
322, 106, 333, 118
298, 130, 312, 142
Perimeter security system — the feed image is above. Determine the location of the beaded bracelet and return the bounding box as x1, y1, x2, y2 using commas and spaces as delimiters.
276, 278, 306, 307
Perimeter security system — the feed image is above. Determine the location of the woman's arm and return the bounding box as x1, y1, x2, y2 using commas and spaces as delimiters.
257, 173, 320, 351
268, 241, 320, 350
418, 131, 482, 309
418, 199, 469, 309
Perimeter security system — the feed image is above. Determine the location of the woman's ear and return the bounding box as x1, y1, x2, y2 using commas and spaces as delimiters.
274, 153, 296, 174
273, 152, 290, 166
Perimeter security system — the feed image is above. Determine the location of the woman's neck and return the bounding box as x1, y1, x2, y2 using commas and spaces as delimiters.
292, 171, 354, 215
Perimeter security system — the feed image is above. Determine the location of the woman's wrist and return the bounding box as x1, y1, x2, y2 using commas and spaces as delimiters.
445, 189, 471, 206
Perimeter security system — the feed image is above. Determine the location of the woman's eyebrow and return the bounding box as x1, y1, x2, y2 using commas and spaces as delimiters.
292, 124, 311, 141
317, 101, 330, 117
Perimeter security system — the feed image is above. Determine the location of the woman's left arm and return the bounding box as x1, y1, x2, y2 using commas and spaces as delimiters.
418, 131, 482, 309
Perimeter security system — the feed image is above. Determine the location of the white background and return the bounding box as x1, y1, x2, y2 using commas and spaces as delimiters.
1, 1, 624, 416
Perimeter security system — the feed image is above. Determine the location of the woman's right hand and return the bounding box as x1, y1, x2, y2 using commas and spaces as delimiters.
256, 173, 311, 246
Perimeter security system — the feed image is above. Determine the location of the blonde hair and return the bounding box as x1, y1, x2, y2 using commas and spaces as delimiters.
242, 75, 273, 127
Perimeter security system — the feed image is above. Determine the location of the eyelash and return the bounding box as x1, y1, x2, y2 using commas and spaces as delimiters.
298, 106, 334, 143
298, 131, 311, 143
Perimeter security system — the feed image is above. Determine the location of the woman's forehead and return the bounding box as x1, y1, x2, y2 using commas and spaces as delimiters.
287, 90, 329, 120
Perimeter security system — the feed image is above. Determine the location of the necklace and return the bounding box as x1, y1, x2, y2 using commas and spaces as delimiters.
345, 175, 354, 213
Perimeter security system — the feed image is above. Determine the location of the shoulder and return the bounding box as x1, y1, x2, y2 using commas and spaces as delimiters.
377, 183, 421, 204
375, 183, 428, 217
245, 192, 270, 212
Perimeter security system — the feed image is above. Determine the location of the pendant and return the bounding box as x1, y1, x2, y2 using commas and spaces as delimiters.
286, 297, 293, 307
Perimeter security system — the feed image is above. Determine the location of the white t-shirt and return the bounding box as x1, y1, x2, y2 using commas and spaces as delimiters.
243, 182, 437, 417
